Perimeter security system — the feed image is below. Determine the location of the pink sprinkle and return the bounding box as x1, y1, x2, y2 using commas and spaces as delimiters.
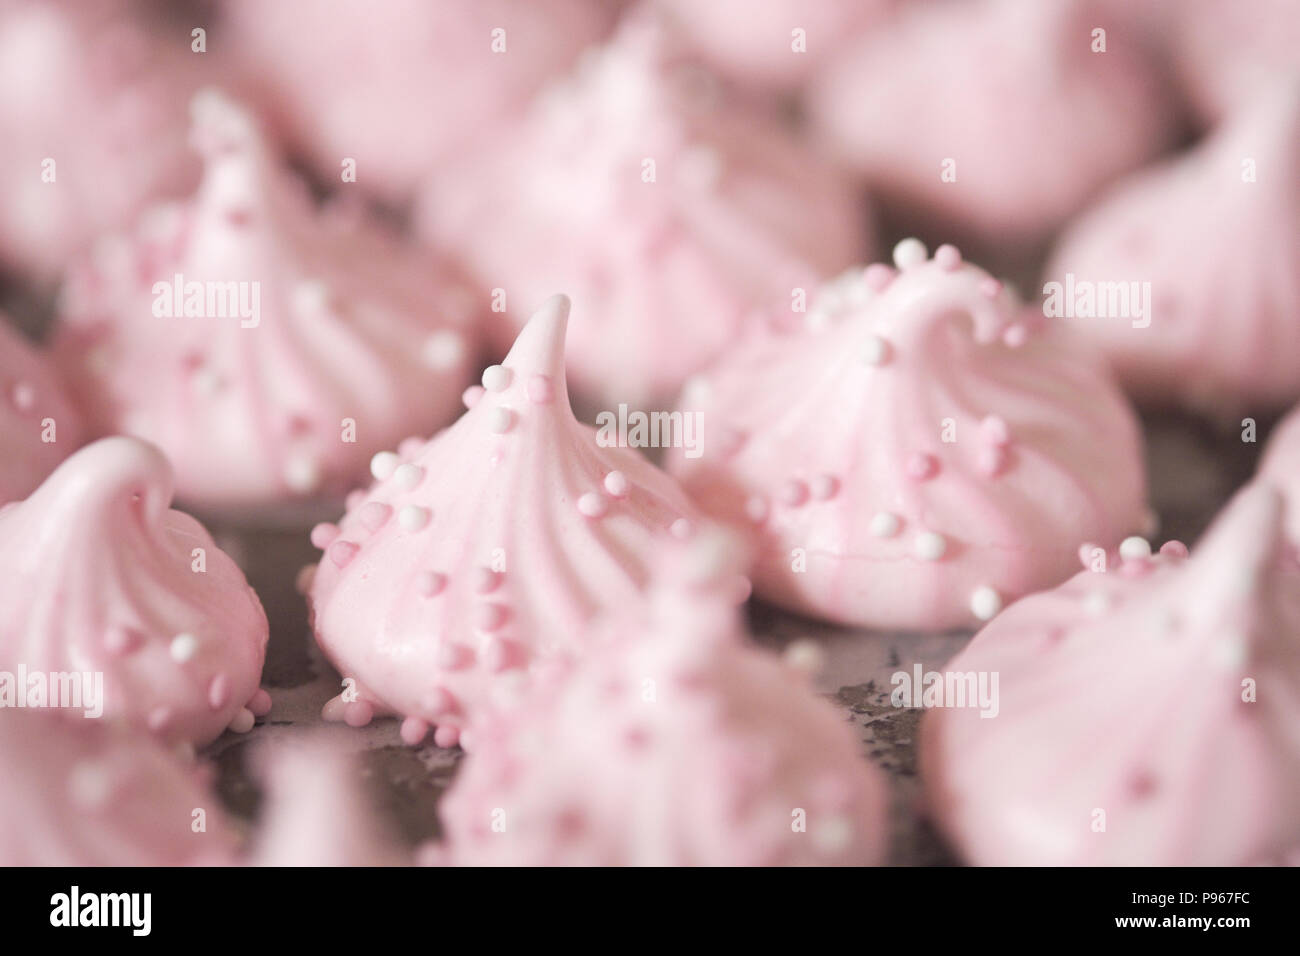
976, 445, 1007, 478
10, 382, 35, 412
934, 244, 962, 270
462, 384, 484, 408
474, 567, 502, 593
416, 571, 447, 597
343, 700, 374, 728
906, 453, 939, 481
526, 374, 554, 404
980, 415, 1011, 446
670, 517, 694, 539
780, 479, 810, 507
438, 643, 475, 670
577, 492, 607, 518
979, 277, 1003, 299
208, 674, 231, 710
434, 725, 461, 749
476, 603, 509, 632
400, 717, 429, 746
862, 263, 896, 292
358, 502, 393, 533
309, 522, 340, 549
1120, 557, 1154, 578
328, 540, 360, 568
603, 470, 630, 498
1077, 543, 1099, 569
247, 689, 272, 717
811, 474, 839, 500
483, 636, 521, 672
1159, 540, 1189, 559
423, 687, 457, 716
104, 625, 141, 655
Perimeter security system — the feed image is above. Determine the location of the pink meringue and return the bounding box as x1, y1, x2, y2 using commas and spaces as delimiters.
251, 736, 405, 867
221, 0, 617, 202
0, 0, 201, 280
418, 14, 869, 405
438, 530, 887, 866
0, 437, 269, 747
307, 295, 702, 744
1259, 405, 1300, 547
0, 317, 84, 503
809, 0, 1177, 248
1173, 0, 1300, 124
1044, 85, 1300, 410
653, 0, 890, 92
669, 240, 1149, 631
0, 711, 238, 865
51, 90, 478, 512
920, 485, 1300, 865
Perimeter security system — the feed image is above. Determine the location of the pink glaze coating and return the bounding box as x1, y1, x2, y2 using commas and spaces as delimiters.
920, 485, 1300, 865
1045, 85, 1300, 410
0, 437, 269, 747
668, 240, 1149, 631
251, 736, 404, 866
0, 318, 84, 504
1259, 405, 1300, 547
307, 295, 702, 740
0, 711, 238, 866
220, 0, 617, 202
438, 529, 887, 866
653, 0, 891, 92
0, 0, 202, 280
808, 0, 1177, 247
418, 13, 870, 406
51, 90, 478, 511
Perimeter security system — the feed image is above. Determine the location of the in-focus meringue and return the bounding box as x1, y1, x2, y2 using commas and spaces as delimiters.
921, 485, 1300, 865
0, 437, 270, 747
669, 240, 1148, 630
0, 711, 237, 866
221, 0, 617, 202
418, 14, 869, 406
0, 0, 202, 280
1045, 85, 1300, 410
307, 295, 702, 745
438, 529, 887, 866
0, 317, 84, 504
809, 0, 1177, 249
51, 90, 478, 512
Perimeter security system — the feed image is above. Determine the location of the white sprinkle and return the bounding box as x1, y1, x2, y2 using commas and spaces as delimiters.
170, 633, 199, 662
670, 517, 694, 539
422, 330, 466, 369
577, 492, 607, 518
229, 707, 256, 733
604, 470, 630, 497
869, 512, 901, 538
861, 334, 890, 366
892, 237, 928, 270
393, 463, 425, 490
283, 455, 321, 493
970, 586, 1002, 622
370, 451, 400, 481
914, 531, 947, 561
481, 364, 511, 392
487, 407, 514, 433
782, 639, 825, 675
811, 815, 854, 854
1119, 536, 1152, 561
398, 505, 431, 531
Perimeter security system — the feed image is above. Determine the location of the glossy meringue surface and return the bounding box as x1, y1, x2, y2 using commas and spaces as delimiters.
0, 317, 84, 504
921, 485, 1300, 865
1045, 85, 1300, 410
0, 0, 201, 279
0, 437, 269, 747
0, 711, 237, 866
307, 295, 701, 743
670, 241, 1149, 630
438, 531, 887, 866
51, 90, 478, 510
419, 14, 868, 405
809, 0, 1176, 246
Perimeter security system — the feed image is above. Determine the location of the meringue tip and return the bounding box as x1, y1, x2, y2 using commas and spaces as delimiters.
503, 293, 572, 380
38, 436, 175, 509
